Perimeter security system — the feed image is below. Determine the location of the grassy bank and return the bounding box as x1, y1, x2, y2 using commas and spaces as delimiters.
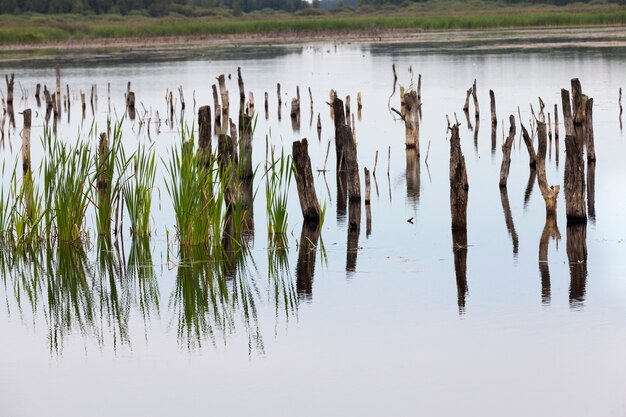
0, 3, 625, 45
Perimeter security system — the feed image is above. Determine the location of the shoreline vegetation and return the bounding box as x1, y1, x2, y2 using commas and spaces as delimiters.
1, 2, 626, 53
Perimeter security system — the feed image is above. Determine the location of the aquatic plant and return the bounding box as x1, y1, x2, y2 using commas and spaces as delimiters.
265, 148, 293, 243
123, 144, 157, 237
164, 125, 225, 246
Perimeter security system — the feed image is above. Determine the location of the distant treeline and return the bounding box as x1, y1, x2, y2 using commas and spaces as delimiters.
1, 0, 624, 16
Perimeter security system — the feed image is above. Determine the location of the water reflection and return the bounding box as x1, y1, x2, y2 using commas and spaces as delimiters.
452, 229, 468, 314
405, 148, 420, 207
538, 217, 560, 305
499, 187, 519, 257
567, 222, 588, 309
295, 222, 320, 301
336, 170, 347, 224
347, 199, 361, 274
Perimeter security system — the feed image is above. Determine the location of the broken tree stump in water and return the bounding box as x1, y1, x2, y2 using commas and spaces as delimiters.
333, 96, 360, 200
449, 123, 468, 230
292, 138, 321, 222
5, 74, 14, 106
237, 67, 245, 105
198, 105, 212, 165
404, 90, 420, 153
585, 98, 596, 162
55, 67, 61, 115
239, 113, 253, 180
364, 167, 371, 204
212, 84, 221, 132
463, 87, 472, 113
521, 120, 537, 169
499, 115, 516, 187
526, 117, 560, 221
561, 87, 587, 223
218, 74, 229, 123
489, 89, 497, 126
472, 79, 479, 120
218, 133, 238, 209
22, 109, 31, 174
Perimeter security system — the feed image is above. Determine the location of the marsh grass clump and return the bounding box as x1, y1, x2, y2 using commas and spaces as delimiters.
95, 121, 129, 238
165, 126, 225, 247
265, 148, 293, 245
43, 130, 94, 243
123, 144, 157, 237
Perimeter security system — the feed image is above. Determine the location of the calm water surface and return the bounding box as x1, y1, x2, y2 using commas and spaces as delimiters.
1, 41, 626, 417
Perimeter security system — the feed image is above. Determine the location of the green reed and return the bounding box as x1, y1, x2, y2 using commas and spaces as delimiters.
42, 130, 94, 243
95, 120, 128, 237
164, 126, 225, 246
123, 144, 157, 237
265, 148, 293, 243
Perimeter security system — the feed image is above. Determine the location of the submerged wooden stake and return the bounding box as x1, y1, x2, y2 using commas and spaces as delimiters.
449, 124, 468, 230
472, 79, 480, 120
55, 67, 61, 115
293, 138, 321, 222
562, 87, 587, 223
364, 167, 371, 204
499, 115, 516, 187
198, 105, 212, 164
4, 74, 15, 105
489, 89, 497, 126
463, 87, 471, 113
239, 113, 253, 180
585, 98, 596, 162
22, 109, 31, 174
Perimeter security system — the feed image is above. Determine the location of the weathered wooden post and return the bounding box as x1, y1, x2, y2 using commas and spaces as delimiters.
237, 67, 245, 105
212, 84, 221, 132
472, 79, 480, 121
35, 83, 41, 103
198, 105, 212, 165
55, 67, 61, 115
333, 98, 360, 201
357, 91, 362, 120
345, 95, 351, 121
404, 90, 420, 153
585, 98, 596, 162
21, 109, 31, 174
239, 113, 253, 180
561, 87, 587, 222
463, 87, 471, 113
217, 132, 238, 209
525, 117, 560, 221
127, 91, 136, 120
499, 115, 516, 187
521, 121, 537, 169
277, 83, 282, 120
292, 139, 321, 222
218, 74, 229, 123
449, 123, 468, 231
364, 167, 371, 205
489, 89, 497, 126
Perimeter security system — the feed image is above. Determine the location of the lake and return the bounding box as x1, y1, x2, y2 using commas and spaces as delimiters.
1, 36, 626, 417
